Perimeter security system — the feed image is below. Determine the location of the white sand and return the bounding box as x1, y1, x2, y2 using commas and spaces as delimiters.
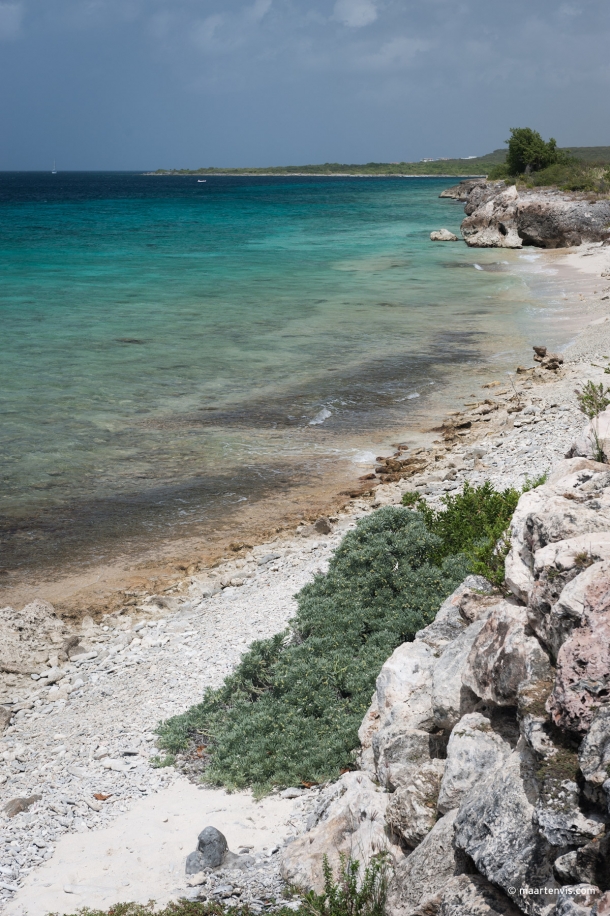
5, 783, 293, 916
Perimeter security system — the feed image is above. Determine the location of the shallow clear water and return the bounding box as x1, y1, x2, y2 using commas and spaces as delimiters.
0, 173, 574, 572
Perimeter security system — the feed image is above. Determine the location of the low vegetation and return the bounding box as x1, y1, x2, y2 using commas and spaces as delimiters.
487, 127, 610, 194
157, 507, 469, 792
575, 380, 610, 463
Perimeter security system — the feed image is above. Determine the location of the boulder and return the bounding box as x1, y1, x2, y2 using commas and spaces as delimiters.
454, 745, 560, 914
534, 777, 605, 848
462, 600, 552, 706
438, 712, 512, 814
431, 615, 491, 730
461, 185, 523, 248
358, 639, 437, 775
430, 229, 459, 242
547, 575, 610, 735
280, 772, 393, 894
438, 874, 523, 916
185, 826, 228, 873
386, 810, 465, 916
386, 758, 445, 847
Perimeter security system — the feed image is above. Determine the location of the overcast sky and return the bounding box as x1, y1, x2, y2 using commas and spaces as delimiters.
1, 0, 609, 170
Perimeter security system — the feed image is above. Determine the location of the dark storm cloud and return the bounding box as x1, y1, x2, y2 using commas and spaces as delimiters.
0, 0, 609, 168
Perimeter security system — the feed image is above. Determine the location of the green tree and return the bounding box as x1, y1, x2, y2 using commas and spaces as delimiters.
506, 127, 564, 175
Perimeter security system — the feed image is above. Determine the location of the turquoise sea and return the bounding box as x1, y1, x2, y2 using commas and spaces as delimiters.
0, 173, 576, 576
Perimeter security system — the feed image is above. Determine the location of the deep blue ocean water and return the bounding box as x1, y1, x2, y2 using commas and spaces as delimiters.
0, 173, 572, 573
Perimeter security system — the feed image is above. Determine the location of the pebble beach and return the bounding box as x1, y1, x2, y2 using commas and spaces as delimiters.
1, 241, 610, 916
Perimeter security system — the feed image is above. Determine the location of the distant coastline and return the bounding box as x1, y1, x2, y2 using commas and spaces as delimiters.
144, 145, 610, 179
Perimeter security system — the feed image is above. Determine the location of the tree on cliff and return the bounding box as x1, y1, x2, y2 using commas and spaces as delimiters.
506, 127, 565, 174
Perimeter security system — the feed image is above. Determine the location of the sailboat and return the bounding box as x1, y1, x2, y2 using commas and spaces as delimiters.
51, 160, 57, 174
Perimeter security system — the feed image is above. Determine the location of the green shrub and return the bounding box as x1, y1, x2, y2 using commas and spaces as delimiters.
486, 163, 512, 181
304, 854, 390, 916
505, 127, 566, 175
157, 508, 468, 794
407, 481, 520, 587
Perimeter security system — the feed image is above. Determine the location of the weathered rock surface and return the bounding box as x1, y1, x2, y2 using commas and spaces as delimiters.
567, 408, 610, 463
185, 826, 228, 873
438, 874, 523, 916
439, 179, 488, 201
386, 810, 465, 916
430, 229, 459, 242
0, 600, 65, 674
280, 772, 393, 893
438, 712, 512, 814
455, 181, 610, 249
462, 600, 552, 706
547, 574, 610, 735
386, 758, 445, 847
579, 708, 610, 788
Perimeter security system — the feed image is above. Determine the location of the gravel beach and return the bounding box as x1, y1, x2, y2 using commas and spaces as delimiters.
1, 241, 610, 916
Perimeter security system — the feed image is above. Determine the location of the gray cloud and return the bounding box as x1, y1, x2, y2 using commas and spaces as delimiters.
0, 0, 609, 168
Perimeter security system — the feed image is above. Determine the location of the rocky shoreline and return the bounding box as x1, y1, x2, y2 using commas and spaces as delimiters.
437, 179, 610, 249
1, 246, 610, 915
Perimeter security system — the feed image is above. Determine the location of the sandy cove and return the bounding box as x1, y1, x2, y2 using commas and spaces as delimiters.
0, 242, 609, 916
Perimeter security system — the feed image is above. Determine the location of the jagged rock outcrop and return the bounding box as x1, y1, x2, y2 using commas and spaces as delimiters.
441, 179, 610, 249
439, 179, 487, 201
430, 229, 459, 241
280, 458, 610, 916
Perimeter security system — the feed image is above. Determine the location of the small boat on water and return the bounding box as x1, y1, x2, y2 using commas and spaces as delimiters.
197, 179, 206, 183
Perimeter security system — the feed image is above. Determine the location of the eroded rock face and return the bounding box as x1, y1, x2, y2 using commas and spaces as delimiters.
454, 744, 560, 915
280, 772, 393, 894
462, 601, 552, 706
438, 712, 512, 814
386, 758, 445, 847
438, 874, 523, 916
547, 576, 610, 735
458, 183, 610, 250
579, 708, 610, 788
386, 810, 465, 916
439, 179, 489, 201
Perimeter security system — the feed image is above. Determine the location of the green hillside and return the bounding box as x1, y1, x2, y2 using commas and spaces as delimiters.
149, 146, 610, 178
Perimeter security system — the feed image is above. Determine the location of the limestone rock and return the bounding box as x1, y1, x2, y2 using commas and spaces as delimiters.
505, 465, 610, 604
461, 185, 610, 250
579, 707, 610, 787
439, 179, 489, 201
0, 600, 65, 674
386, 758, 445, 847
431, 615, 490, 730
438, 874, 523, 916
553, 835, 610, 889
548, 575, 610, 735
373, 726, 446, 792
386, 810, 465, 916
438, 712, 512, 814
529, 560, 610, 660
454, 745, 560, 913
280, 772, 392, 894
534, 777, 605, 848
358, 639, 437, 776
415, 575, 494, 653
462, 600, 552, 706
430, 229, 459, 242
